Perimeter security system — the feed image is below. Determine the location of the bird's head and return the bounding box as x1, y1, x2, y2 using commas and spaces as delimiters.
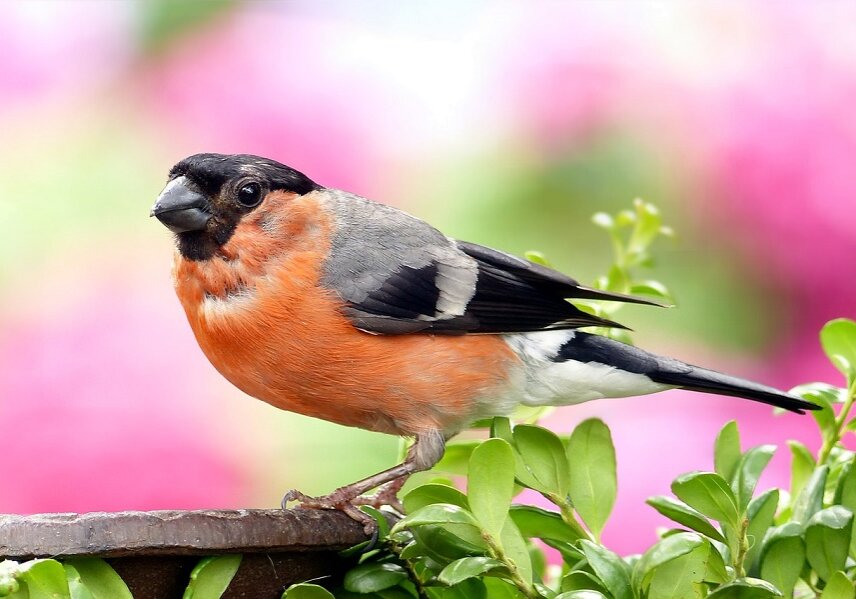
151, 153, 319, 261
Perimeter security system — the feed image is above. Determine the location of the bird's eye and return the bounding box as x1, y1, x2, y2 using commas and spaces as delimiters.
237, 182, 262, 207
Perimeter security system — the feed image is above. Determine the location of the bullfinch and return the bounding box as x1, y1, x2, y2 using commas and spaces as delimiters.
152, 153, 817, 529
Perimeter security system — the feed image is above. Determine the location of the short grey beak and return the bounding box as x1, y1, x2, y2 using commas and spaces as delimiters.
151, 176, 212, 233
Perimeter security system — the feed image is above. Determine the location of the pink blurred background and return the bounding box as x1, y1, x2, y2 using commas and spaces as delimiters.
1, 1, 853, 555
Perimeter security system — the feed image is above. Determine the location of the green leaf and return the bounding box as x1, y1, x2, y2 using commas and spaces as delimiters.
759, 523, 805, 598
499, 517, 532, 585
397, 541, 423, 560
579, 541, 632, 599
343, 563, 408, 594
644, 553, 703, 599
706, 578, 783, 598
428, 578, 487, 599
744, 489, 779, 573
529, 545, 547, 584
827, 447, 854, 497
396, 502, 488, 564
733, 445, 775, 511
437, 557, 505, 586
792, 465, 828, 524
542, 538, 585, 564
409, 554, 445, 584
18, 559, 70, 599
394, 503, 479, 531
468, 438, 515, 540
182, 555, 241, 599
410, 523, 488, 564
282, 583, 336, 599
381, 588, 419, 599
615, 209, 637, 227
404, 483, 469, 513
671, 472, 739, 528
790, 382, 844, 406
714, 420, 742, 483
792, 383, 840, 436
629, 280, 673, 303
805, 506, 853, 582
482, 578, 522, 599
632, 531, 705, 590
787, 440, 816, 504
561, 571, 609, 595
591, 213, 614, 230
820, 318, 856, 384
64, 565, 94, 599
490, 419, 548, 492
646, 496, 726, 542
490, 416, 540, 490
836, 457, 856, 510
822, 571, 855, 599
513, 425, 570, 498
628, 200, 662, 255
62, 559, 131, 599
644, 540, 727, 599
556, 591, 608, 599
524, 251, 551, 266
474, 576, 521, 599
567, 419, 617, 538
605, 265, 629, 293
509, 505, 583, 544
555, 591, 608, 599
433, 441, 480, 476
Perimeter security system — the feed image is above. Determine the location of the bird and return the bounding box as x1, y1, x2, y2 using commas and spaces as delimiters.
151, 153, 818, 531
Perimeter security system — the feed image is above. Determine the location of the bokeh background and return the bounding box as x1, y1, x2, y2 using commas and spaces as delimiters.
1, 1, 854, 555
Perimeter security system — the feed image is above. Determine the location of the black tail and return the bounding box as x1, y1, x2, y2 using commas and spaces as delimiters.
555, 333, 819, 414
648, 362, 818, 414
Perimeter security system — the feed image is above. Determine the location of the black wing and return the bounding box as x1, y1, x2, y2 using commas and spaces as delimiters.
342, 240, 664, 335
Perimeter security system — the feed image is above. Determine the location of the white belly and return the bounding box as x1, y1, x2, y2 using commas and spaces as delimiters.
493, 330, 671, 410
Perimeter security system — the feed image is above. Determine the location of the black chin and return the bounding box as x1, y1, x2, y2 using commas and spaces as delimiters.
176, 222, 237, 261
177, 231, 218, 261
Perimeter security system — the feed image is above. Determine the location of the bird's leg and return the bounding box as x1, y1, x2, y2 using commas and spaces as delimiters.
351, 476, 409, 513
282, 430, 446, 533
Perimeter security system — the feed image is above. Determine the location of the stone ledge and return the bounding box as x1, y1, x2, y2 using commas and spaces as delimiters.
0, 508, 368, 559
0, 509, 372, 598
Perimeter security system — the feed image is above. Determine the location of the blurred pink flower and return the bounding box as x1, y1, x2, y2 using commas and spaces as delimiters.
0, 278, 246, 513
703, 66, 856, 341
0, 2, 132, 112
497, 3, 647, 148
143, 9, 390, 195
684, 9, 856, 388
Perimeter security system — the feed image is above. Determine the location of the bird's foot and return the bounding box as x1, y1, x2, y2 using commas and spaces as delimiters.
350, 478, 407, 514
282, 487, 379, 535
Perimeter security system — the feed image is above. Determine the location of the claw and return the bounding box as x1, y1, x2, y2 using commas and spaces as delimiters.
281, 488, 379, 535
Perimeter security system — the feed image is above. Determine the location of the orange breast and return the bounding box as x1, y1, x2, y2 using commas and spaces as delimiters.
172, 192, 519, 436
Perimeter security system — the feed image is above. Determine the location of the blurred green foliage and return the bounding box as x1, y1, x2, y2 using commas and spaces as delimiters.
138, 0, 236, 52
417, 141, 776, 352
